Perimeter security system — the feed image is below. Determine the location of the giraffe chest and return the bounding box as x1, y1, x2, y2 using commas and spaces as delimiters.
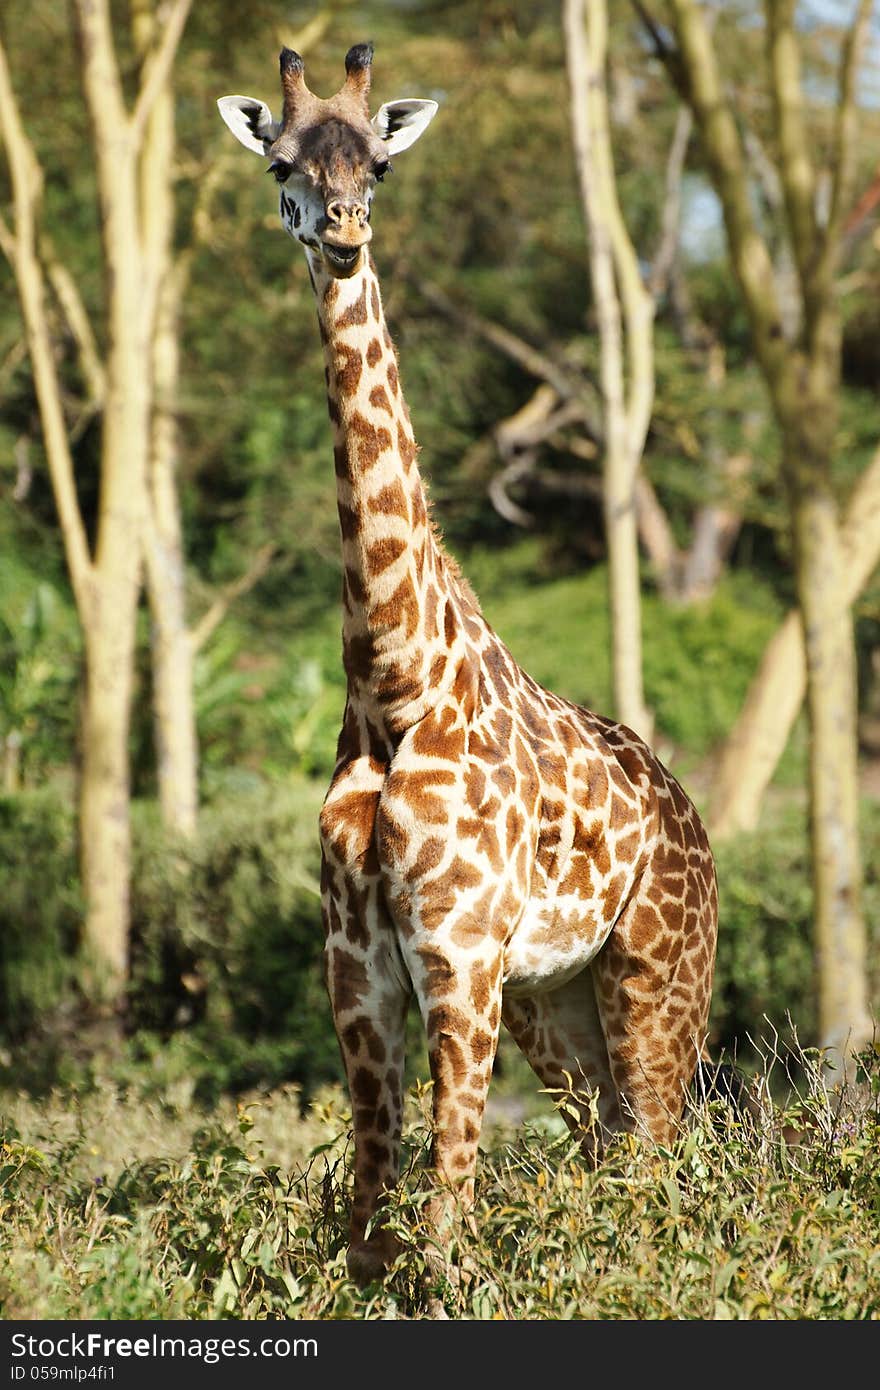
322, 679, 656, 1000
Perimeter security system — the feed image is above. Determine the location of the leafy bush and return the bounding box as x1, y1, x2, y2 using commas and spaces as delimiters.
1, 783, 876, 1102
128, 781, 339, 1100
0, 790, 81, 1038
1, 1043, 878, 1319
0, 573, 80, 786
711, 800, 880, 1065
0, 783, 341, 1098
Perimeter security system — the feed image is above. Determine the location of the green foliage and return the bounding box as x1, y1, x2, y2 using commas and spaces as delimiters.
3, 778, 877, 1110
192, 616, 345, 789
127, 782, 338, 1100
1, 1044, 878, 1319
0, 566, 80, 787
0, 791, 81, 1038
712, 800, 880, 1064
0, 783, 339, 1097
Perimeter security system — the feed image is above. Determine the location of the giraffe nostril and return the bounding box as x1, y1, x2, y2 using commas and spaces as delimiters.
327, 198, 366, 227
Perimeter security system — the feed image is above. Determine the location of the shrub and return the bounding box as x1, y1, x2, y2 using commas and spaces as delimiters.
1, 1042, 878, 1319
0, 782, 341, 1099
0, 790, 81, 1038
711, 799, 880, 1067
128, 781, 340, 1100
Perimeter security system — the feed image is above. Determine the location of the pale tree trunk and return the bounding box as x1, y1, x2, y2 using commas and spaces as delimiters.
709, 442, 880, 839
0, 0, 192, 1006
131, 3, 323, 836
662, 0, 873, 1072
70, 0, 158, 1000
134, 0, 198, 837
564, 0, 654, 744
143, 273, 199, 836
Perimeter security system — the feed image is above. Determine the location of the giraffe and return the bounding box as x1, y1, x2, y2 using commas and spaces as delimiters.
218, 43, 719, 1285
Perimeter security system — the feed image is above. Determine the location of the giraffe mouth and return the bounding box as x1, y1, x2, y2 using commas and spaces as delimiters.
321, 242, 363, 277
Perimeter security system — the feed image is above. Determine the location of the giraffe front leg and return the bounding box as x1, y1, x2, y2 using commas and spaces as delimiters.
323, 872, 411, 1285
406, 938, 504, 1267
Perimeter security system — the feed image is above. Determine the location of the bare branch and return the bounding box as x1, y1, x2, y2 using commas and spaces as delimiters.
0, 209, 14, 261
0, 328, 28, 394
634, 473, 682, 596
414, 277, 599, 421
630, 0, 690, 98
766, 0, 818, 287
13, 434, 33, 502
130, 0, 193, 151
842, 161, 880, 244
742, 127, 802, 340
580, 3, 655, 460
190, 544, 278, 655
648, 105, 692, 301
823, 0, 874, 262
70, 0, 127, 136
0, 35, 93, 610
489, 457, 539, 529
41, 235, 107, 405
494, 383, 585, 454
665, 0, 785, 386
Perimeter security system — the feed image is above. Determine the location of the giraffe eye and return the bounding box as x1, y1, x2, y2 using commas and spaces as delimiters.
268, 160, 294, 184
374, 159, 392, 183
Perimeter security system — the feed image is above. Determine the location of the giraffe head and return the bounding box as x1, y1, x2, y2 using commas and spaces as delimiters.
218, 44, 437, 278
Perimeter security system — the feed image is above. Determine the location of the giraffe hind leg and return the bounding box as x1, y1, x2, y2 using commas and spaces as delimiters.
501, 970, 623, 1162
591, 866, 717, 1147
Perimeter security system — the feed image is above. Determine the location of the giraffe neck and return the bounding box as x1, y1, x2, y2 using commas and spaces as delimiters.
309, 251, 476, 737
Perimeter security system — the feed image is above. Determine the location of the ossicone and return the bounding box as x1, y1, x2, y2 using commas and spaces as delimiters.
344, 42, 374, 106
279, 47, 305, 78
279, 46, 309, 123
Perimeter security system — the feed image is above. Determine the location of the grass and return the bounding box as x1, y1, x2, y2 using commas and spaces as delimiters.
1, 1038, 878, 1320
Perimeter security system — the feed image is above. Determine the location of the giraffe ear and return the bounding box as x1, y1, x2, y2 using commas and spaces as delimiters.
372, 99, 438, 155
217, 95, 280, 155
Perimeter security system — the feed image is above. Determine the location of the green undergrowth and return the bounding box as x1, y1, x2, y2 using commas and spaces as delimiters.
1, 1043, 878, 1320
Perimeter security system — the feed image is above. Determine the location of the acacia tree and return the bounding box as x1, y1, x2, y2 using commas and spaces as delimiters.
1, 1, 331, 1003
133, 0, 199, 839
563, 0, 654, 743
709, 441, 880, 838
136, 4, 318, 834
647, 0, 875, 1071
0, 0, 193, 1004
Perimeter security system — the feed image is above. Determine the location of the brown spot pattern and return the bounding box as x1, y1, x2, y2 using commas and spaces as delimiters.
298, 233, 718, 1281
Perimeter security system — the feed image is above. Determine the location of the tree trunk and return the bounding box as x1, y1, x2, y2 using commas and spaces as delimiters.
2, 0, 195, 1007
564, 0, 653, 743
135, 0, 199, 836
79, 597, 138, 998
709, 441, 880, 839
785, 440, 870, 1064
660, 0, 873, 1073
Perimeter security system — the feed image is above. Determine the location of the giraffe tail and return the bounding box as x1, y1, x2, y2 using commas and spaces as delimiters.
689, 1057, 820, 1148
688, 1058, 761, 1126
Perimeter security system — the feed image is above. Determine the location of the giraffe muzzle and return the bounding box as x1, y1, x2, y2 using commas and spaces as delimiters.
321, 199, 372, 276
